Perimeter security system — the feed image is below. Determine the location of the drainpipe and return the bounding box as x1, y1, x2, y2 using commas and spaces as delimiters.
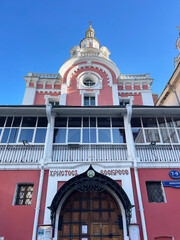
167, 84, 180, 106
125, 104, 148, 240
32, 104, 54, 240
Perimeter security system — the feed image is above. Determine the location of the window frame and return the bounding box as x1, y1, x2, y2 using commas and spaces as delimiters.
146, 181, 166, 203
13, 183, 34, 206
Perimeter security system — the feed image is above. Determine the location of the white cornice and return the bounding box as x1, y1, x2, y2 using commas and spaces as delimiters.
59, 56, 120, 79
36, 89, 61, 93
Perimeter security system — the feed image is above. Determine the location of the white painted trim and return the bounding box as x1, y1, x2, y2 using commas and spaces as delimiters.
66, 63, 113, 87
22, 87, 36, 105
36, 89, 60, 93
77, 71, 102, 90
44, 95, 59, 105
112, 84, 119, 105
80, 90, 100, 106
60, 84, 67, 105
59, 56, 120, 79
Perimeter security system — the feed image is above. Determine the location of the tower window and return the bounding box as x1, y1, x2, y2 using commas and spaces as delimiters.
84, 96, 95, 106
83, 79, 96, 87
15, 183, 34, 205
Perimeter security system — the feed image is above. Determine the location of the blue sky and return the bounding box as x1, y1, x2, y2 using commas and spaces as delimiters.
0, 0, 179, 105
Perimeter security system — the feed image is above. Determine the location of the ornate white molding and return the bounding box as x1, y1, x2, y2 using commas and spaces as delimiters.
66, 63, 113, 87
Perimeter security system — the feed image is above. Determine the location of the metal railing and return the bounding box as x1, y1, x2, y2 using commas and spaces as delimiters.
52, 144, 128, 162
0, 145, 44, 163
136, 144, 180, 162
1, 143, 180, 164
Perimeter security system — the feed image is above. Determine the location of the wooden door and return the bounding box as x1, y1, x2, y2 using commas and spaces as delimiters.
58, 190, 124, 240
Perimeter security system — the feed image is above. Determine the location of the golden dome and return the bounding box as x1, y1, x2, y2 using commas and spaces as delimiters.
85, 24, 95, 37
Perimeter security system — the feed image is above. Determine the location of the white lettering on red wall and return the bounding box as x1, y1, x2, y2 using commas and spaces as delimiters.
49, 169, 129, 177
100, 169, 129, 176
50, 170, 78, 177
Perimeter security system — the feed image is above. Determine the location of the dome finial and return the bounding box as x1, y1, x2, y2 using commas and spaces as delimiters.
86, 21, 95, 38
88, 21, 93, 28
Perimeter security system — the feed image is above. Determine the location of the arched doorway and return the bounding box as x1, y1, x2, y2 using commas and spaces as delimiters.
48, 166, 133, 239
58, 190, 124, 240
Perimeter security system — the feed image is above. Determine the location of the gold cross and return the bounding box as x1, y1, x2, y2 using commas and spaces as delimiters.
176, 25, 180, 32
88, 21, 93, 27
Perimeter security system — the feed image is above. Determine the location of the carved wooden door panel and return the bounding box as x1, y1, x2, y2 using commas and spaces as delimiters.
58, 191, 124, 240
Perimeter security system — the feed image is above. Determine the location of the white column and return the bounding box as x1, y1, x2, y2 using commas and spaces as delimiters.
124, 104, 148, 240
22, 87, 36, 105
60, 83, 67, 105
129, 224, 140, 240
112, 84, 119, 105
32, 104, 55, 240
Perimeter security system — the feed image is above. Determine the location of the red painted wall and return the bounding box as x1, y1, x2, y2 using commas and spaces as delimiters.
65, 64, 114, 106
34, 92, 60, 105
137, 168, 180, 239
0, 170, 48, 240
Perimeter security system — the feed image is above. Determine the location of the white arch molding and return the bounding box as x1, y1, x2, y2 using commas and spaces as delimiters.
66, 63, 113, 87
53, 186, 129, 240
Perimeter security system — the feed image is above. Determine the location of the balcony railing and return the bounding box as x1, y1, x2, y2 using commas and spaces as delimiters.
52, 145, 128, 162
1, 144, 180, 164
136, 144, 180, 162
0, 145, 44, 163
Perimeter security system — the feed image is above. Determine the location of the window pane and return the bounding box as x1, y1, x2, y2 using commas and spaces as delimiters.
5, 117, 13, 127
112, 118, 124, 127
68, 118, 81, 127
22, 117, 37, 127
97, 118, 110, 127
90, 118, 96, 127
0, 129, 2, 138
34, 129, 47, 143
12, 117, 21, 127
166, 117, 174, 127
1, 128, 10, 143
169, 129, 178, 143
0, 117, 6, 127
8, 128, 19, 143
157, 118, 166, 127
54, 129, 66, 143
15, 184, 34, 205
132, 128, 144, 143
84, 97, 89, 106
160, 129, 170, 143
37, 117, 48, 127
83, 117, 89, 127
19, 129, 34, 142
146, 182, 164, 203
55, 117, 67, 127
68, 129, 81, 142
98, 129, 111, 143
145, 129, 160, 143
112, 129, 126, 143
142, 118, 157, 127
177, 129, 180, 139
83, 129, 96, 143
173, 117, 180, 127
90, 97, 95, 106
131, 118, 141, 127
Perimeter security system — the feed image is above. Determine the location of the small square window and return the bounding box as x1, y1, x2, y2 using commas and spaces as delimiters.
146, 181, 165, 203
15, 184, 34, 205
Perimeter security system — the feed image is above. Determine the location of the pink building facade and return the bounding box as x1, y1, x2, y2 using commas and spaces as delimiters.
1, 25, 180, 240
